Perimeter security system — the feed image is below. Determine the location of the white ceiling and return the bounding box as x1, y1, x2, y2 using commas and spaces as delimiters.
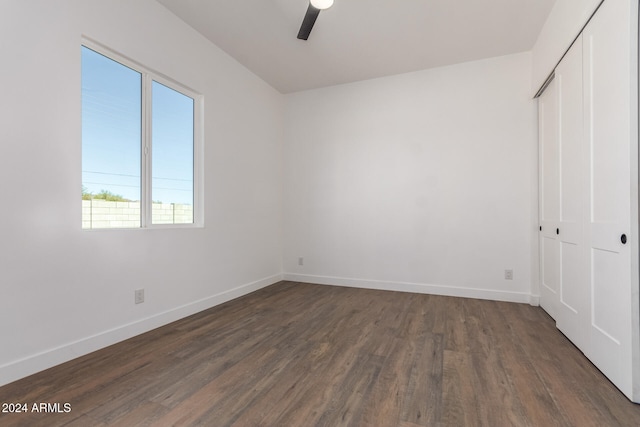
156, 0, 556, 94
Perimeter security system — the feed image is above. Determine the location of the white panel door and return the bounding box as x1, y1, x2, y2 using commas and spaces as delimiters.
583, 0, 633, 397
538, 77, 560, 320
554, 36, 589, 352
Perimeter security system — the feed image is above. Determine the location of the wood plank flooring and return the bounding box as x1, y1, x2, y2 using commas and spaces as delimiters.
1, 281, 640, 426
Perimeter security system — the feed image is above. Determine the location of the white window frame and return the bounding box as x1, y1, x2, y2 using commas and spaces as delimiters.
82, 38, 204, 229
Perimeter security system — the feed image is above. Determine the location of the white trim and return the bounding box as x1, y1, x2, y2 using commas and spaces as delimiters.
0, 274, 283, 387
529, 294, 541, 307
193, 94, 205, 227
142, 72, 151, 228
629, 0, 640, 402
283, 273, 537, 305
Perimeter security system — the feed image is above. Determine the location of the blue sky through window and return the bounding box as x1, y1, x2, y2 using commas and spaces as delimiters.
81, 46, 194, 205
152, 81, 194, 206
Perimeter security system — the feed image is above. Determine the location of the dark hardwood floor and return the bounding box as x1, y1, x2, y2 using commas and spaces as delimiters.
1, 281, 640, 426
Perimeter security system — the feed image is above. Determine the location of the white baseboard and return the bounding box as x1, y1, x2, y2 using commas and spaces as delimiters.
284, 273, 537, 305
0, 273, 283, 388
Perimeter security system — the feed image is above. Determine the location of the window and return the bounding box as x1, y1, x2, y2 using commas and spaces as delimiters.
81, 43, 200, 229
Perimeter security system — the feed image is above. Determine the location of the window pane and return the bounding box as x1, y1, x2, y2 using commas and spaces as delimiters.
82, 46, 142, 229
151, 81, 194, 225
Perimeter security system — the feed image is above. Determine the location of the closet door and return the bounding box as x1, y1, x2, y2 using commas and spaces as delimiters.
538, 77, 560, 320
554, 36, 589, 351
583, 0, 633, 395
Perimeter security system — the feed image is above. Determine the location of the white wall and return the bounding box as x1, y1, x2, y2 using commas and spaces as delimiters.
532, 0, 603, 93
283, 52, 539, 303
0, 0, 546, 388
0, 0, 283, 386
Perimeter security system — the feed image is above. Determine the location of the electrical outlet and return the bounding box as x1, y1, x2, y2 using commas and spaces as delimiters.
135, 289, 144, 304
505, 269, 513, 280
298, 257, 304, 266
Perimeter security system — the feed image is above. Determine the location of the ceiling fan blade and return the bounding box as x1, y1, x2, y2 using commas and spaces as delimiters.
297, 4, 321, 40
